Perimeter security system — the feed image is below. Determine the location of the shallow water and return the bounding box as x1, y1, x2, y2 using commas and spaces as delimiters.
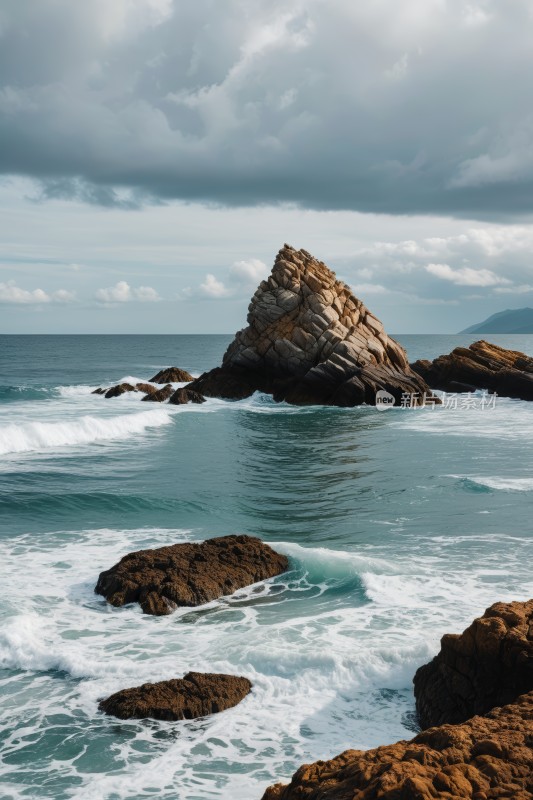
1, 333, 532, 800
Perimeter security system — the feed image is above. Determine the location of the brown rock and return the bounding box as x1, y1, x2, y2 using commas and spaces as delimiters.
141, 384, 173, 402
94, 534, 289, 615
263, 600, 533, 800
262, 692, 533, 800
99, 672, 252, 721
92, 387, 106, 394
149, 367, 194, 383
104, 383, 136, 398
168, 387, 206, 405
136, 382, 157, 394
189, 245, 435, 407
412, 340, 533, 400
414, 600, 533, 728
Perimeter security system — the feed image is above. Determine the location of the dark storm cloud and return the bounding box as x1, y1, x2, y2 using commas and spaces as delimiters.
2, 0, 533, 218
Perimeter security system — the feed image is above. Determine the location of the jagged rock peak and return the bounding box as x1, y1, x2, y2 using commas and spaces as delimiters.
223, 243, 409, 379
189, 244, 433, 406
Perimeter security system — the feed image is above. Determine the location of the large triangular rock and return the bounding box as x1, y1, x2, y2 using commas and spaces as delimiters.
190, 244, 433, 406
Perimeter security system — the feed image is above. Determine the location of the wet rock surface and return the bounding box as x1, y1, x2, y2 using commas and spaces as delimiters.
149, 367, 194, 383
99, 672, 252, 721
95, 534, 289, 616
168, 387, 206, 405
414, 599, 533, 729
262, 692, 533, 800
262, 600, 533, 800
412, 340, 533, 400
104, 383, 136, 398
140, 384, 174, 402
189, 244, 434, 406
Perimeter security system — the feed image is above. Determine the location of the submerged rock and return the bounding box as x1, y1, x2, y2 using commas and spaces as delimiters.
263, 691, 533, 800
149, 367, 194, 383
95, 534, 289, 615
414, 599, 533, 729
141, 384, 173, 402
99, 672, 252, 721
168, 387, 206, 405
412, 339, 533, 400
188, 244, 434, 407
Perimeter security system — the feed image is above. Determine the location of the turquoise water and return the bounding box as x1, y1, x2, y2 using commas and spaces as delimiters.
1, 334, 532, 800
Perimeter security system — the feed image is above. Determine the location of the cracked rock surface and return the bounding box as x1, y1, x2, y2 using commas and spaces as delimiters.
412, 340, 533, 400
189, 244, 433, 406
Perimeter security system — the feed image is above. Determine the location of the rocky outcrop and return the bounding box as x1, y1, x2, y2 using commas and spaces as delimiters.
412, 340, 533, 400
93, 382, 157, 397
168, 387, 206, 405
262, 600, 533, 800
99, 672, 252, 721
414, 600, 533, 729
136, 382, 157, 395
262, 691, 533, 800
141, 384, 174, 402
189, 244, 435, 407
104, 382, 136, 398
95, 534, 289, 616
149, 367, 194, 383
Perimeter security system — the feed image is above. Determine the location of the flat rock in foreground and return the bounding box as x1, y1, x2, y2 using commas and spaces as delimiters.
262, 691, 533, 800
189, 244, 434, 406
414, 599, 533, 729
412, 340, 533, 400
99, 672, 252, 721
95, 534, 289, 615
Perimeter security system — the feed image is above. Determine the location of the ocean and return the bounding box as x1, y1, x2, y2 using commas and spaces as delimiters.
1, 333, 532, 800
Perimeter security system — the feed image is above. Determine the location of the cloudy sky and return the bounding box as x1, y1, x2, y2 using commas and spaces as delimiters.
1, 0, 533, 333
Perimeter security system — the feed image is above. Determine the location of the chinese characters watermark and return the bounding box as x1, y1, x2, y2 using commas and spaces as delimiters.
375, 389, 498, 410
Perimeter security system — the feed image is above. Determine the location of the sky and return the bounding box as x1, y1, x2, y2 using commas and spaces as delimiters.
1, 0, 533, 334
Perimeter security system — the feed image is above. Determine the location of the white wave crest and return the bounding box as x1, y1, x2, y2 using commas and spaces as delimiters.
462, 475, 533, 491
0, 409, 172, 454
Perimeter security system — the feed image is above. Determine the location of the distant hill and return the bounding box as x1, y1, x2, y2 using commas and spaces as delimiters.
460, 307, 533, 334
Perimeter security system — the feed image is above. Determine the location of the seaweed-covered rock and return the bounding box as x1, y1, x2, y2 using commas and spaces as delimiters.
95, 534, 289, 615
99, 672, 252, 721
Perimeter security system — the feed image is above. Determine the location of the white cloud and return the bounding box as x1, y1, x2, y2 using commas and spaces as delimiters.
95, 280, 160, 303
135, 285, 160, 302
229, 258, 269, 286
52, 288, 77, 303
425, 263, 511, 287
4, 0, 533, 218
0, 280, 76, 304
351, 283, 389, 295
198, 273, 231, 299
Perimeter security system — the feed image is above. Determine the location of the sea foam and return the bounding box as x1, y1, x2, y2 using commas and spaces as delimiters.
0, 409, 172, 455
